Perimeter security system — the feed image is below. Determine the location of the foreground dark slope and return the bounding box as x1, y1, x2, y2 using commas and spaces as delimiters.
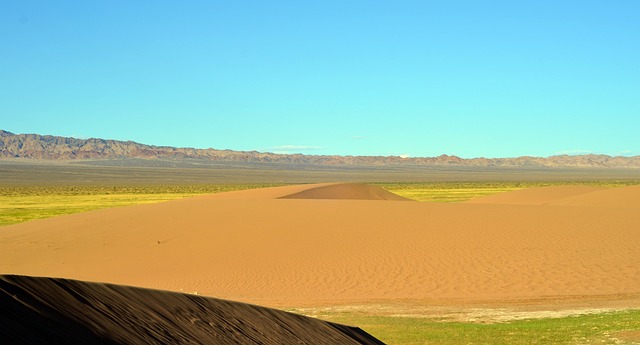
0, 275, 383, 345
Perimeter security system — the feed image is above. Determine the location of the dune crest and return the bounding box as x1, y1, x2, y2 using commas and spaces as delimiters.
466, 185, 604, 205
549, 185, 640, 208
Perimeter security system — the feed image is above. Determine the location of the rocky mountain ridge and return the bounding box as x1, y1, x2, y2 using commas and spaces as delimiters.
1, 130, 638, 168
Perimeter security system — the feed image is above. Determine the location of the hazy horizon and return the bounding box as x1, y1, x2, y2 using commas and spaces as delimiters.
3, 128, 640, 160
2, 1, 638, 159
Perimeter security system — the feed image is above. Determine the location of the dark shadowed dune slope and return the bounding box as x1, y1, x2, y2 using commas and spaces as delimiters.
278, 183, 413, 201
0, 275, 383, 345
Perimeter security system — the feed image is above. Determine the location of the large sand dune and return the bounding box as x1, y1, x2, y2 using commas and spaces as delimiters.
0, 183, 638, 309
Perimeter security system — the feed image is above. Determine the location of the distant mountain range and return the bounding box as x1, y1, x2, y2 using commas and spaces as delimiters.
1, 130, 639, 168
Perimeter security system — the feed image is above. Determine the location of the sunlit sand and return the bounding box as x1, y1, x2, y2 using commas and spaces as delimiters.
1, 183, 638, 313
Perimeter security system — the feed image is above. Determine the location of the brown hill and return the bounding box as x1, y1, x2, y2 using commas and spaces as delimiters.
2, 130, 640, 168
0, 275, 382, 345
278, 183, 414, 201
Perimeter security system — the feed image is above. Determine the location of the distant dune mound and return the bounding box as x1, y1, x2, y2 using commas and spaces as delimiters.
466, 185, 604, 205
0, 275, 382, 345
207, 182, 412, 201
548, 185, 640, 208
278, 183, 413, 201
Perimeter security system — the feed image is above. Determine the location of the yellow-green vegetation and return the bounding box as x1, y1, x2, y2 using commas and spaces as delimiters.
0, 184, 283, 226
378, 180, 640, 202
308, 309, 640, 345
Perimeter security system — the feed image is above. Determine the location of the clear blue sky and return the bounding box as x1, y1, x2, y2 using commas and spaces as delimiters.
2, 1, 638, 158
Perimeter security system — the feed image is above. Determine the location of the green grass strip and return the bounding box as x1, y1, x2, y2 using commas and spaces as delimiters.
313, 309, 640, 345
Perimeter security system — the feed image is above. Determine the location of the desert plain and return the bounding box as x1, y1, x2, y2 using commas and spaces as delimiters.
1, 163, 640, 343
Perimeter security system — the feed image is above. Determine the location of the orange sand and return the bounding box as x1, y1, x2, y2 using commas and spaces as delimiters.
0, 183, 638, 309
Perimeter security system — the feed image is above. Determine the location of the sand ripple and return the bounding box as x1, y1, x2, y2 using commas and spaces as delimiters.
1, 183, 638, 309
